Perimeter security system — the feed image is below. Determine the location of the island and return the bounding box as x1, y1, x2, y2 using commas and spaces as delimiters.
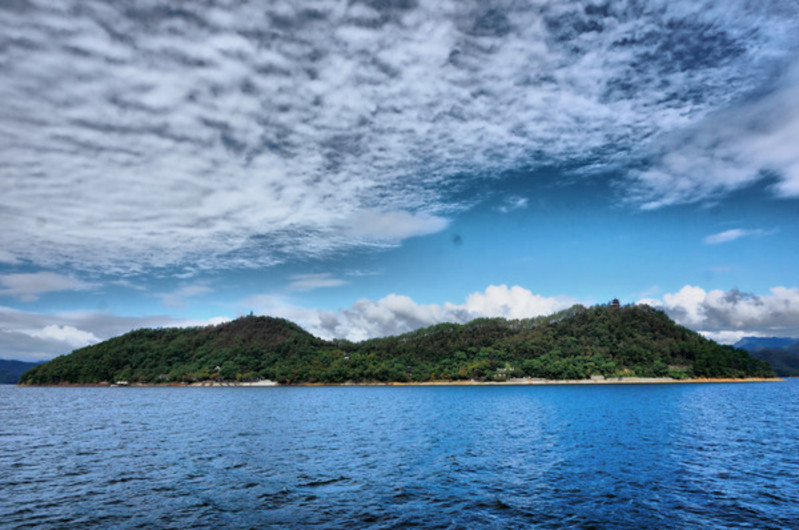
19, 304, 776, 386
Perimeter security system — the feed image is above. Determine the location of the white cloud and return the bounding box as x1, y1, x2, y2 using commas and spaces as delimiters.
626, 59, 799, 209
702, 228, 774, 245
703, 229, 747, 245
0, 305, 231, 362
0, 272, 96, 302
288, 273, 346, 292
497, 196, 528, 213
638, 285, 799, 343
110, 279, 148, 291
1, 1, 796, 271
156, 283, 213, 309
344, 210, 450, 242
699, 330, 762, 345
463, 285, 577, 320
24, 325, 101, 349
241, 284, 580, 342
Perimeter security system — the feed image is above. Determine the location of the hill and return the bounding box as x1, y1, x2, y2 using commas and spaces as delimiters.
733, 337, 799, 377
746, 347, 799, 377
734, 337, 799, 352
19, 305, 775, 385
0, 359, 43, 384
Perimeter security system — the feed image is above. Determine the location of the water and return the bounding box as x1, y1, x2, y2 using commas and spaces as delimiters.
2, 381, 798, 528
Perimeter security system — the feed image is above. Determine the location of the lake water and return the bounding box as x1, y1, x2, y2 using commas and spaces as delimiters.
2, 381, 798, 528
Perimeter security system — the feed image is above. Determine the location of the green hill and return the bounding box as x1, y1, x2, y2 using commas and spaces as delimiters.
19, 304, 775, 385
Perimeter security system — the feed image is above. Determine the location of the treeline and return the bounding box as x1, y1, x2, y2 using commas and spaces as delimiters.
19, 304, 775, 385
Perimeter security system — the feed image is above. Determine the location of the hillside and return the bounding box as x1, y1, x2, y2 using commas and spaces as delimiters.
747, 347, 799, 377
734, 337, 799, 377
0, 359, 43, 384
734, 337, 799, 352
19, 304, 775, 385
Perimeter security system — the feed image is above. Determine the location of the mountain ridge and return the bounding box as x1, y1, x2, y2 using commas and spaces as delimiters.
734, 336, 799, 352
0, 359, 44, 384
19, 304, 775, 385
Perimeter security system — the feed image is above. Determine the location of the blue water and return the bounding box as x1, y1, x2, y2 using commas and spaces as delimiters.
2, 382, 798, 528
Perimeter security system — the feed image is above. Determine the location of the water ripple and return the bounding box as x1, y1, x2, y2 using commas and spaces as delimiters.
2, 383, 799, 527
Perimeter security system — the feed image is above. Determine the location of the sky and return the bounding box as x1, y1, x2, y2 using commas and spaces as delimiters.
2, 0, 799, 362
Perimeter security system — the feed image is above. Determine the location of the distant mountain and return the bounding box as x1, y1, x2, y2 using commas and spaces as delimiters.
747, 348, 799, 377
19, 305, 775, 385
0, 359, 44, 384
734, 337, 799, 352
732, 337, 799, 377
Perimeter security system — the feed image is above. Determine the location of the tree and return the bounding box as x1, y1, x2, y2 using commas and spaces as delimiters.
219, 361, 239, 380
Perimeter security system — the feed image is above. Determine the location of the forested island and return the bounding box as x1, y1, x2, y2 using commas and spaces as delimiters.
18, 303, 776, 385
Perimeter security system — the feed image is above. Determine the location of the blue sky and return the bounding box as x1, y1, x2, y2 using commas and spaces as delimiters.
2, 0, 799, 361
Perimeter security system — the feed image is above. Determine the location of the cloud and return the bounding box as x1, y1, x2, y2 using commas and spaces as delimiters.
625, 59, 799, 209
463, 285, 577, 320
287, 273, 346, 292
638, 285, 799, 343
344, 210, 450, 242
699, 330, 762, 346
156, 283, 213, 310
1, 1, 797, 271
0, 272, 96, 301
0, 250, 20, 265
702, 228, 774, 245
23, 325, 101, 349
242, 284, 580, 342
0, 305, 230, 362
497, 196, 528, 213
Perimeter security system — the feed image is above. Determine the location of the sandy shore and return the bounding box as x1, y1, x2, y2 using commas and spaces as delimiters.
184, 376, 783, 387
21, 377, 783, 387
321, 377, 784, 386
188, 379, 279, 387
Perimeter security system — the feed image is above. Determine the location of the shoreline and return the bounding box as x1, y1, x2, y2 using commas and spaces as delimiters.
18, 377, 784, 388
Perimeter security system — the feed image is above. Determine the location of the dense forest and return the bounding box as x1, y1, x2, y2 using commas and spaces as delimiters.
19, 304, 775, 385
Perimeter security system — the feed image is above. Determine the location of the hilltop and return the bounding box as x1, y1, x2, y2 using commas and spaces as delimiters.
19, 304, 775, 385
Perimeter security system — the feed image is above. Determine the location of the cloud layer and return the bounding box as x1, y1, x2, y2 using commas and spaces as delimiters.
639, 285, 799, 343
0, 272, 96, 302
243, 284, 580, 342
625, 62, 799, 209
702, 228, 774, 245
0, 305, 229, 362
2, 1, 797, 271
